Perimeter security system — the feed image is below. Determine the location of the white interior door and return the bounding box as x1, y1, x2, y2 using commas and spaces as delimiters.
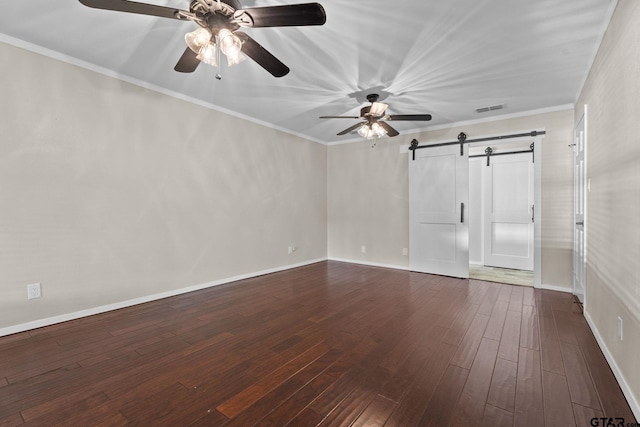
409, 145, 469, 278
483, 152, 534, 270
573, 113, 586, 303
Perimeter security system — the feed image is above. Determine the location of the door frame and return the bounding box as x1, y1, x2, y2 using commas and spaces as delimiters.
573, 105, 587, 305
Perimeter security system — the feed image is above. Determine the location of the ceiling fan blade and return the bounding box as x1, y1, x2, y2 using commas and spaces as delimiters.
235, 32, 289, 77
319, 116, 361, 119
237, 3, 326, 28
337, 122, 366, 136
78, 0, 186, 19
386, 114, 432, 121
378, 121, 400, 137
174, 47, 200, 73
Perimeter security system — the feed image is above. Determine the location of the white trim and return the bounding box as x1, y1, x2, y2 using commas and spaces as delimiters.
328, 257, 409, 271
0, 35, 327, 146
0, 258, 327, 338
533, 137, 542, 288
575, 0, 619, 102
535, 283, 572, 293
584, 311, 640, 421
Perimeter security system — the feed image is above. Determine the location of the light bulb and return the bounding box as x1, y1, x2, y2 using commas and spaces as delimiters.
196, 42, 217, 66
185, 27, 212, 53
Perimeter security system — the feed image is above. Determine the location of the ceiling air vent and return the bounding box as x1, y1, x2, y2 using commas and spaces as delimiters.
475, 104, 504, 114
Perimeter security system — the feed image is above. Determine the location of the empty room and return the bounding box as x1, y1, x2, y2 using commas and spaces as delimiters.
1, 0, 638, 425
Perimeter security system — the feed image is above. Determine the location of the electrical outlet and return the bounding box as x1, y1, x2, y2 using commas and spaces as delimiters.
27, 283, 41, 300
617, 316, 623, 341
361, 245, 366, 254
288, 246, 293, 255
402, 248, 408, 256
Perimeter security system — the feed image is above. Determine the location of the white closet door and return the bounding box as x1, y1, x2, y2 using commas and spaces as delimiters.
483, 152, 534, 270
409, 145, 469, 278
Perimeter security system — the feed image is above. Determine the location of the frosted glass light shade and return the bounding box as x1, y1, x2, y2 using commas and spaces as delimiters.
218, 29, 242, 57
185, 27, 212, 53
196, 43, 217, 66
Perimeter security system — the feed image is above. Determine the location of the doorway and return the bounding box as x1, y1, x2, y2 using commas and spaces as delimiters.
469, 147, 535, 286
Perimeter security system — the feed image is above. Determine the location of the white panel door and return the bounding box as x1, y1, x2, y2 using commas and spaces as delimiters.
483, 153, 534, 270
573, 114, 586, 303
409, 145, 469, 278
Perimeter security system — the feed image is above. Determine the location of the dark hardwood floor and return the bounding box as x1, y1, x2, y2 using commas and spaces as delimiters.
0, 261, 635, 426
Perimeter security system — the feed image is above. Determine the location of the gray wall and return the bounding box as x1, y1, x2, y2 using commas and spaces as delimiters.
0, 42, 327, 332
575, 0, 640, 413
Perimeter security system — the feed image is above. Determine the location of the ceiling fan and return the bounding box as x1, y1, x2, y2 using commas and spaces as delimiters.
78, 0, 326, 78
320, 94, 432, 140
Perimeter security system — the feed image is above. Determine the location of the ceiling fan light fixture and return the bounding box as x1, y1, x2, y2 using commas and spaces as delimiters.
185, 27, 212, 53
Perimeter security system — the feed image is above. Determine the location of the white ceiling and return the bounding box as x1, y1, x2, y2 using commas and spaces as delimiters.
0, 0, 614, 144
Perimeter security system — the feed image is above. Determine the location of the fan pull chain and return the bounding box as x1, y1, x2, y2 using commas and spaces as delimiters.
215, 35, 222, 80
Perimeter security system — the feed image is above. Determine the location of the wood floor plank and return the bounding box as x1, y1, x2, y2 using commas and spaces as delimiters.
450, 338, 500, 426
542, 370, 576, 426
508, 286, 524, 313
573, 403, 605, 427
482, 404, 513, 427
514, 347, 544, 427
519, 305, 540, 350
350, 394, 397, 427
418, 364, 469, 427
216, 341, 331, 418
253, 372, 337, 427
553, 310, 579, 345
285, 407, 324, 427
497, 309, 522, 362
442, 303, 481, 346
539, 313, 565, 375
486, 358, 517, 412
0, 261, 634, 426
384, 343, 457, 427
317, 386, 375, 426
559, 341, 602, 410
483, 300, 509, 341
450, 313, 490, 369
223, 349, 343, 426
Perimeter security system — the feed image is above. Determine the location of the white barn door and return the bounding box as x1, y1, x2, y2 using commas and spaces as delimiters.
483, 152, 534, 271
409, 145, 469, 278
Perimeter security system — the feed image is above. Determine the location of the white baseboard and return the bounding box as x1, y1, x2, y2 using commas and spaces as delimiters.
0, 258, 327, 338
328, 257, 410, 271
584, 312, 640, 421
535, 283, 573, 293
